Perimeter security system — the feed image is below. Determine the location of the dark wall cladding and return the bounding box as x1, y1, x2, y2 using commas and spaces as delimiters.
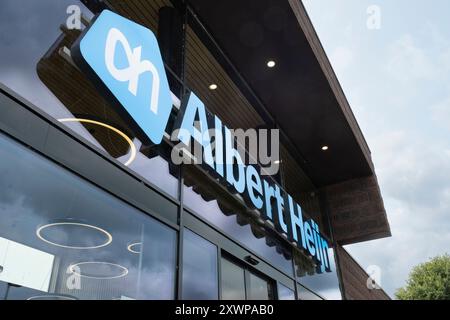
336, 245, 391, 300
0, 0, 344, 299
323, 176, 390, 244
0, 132, 178, 300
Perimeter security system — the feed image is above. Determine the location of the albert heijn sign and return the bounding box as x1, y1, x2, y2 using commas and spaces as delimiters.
72, 10, 332, 273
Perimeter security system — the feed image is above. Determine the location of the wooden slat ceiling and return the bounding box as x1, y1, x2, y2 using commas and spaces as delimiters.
187, 0, 375, 188
185, 26, 263, 130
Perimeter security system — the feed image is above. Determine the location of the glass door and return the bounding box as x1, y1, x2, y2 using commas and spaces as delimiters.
220, 254, 275, 300
183, 212, 295, 301
221, 257, 246, 300
246, 271, 273, 300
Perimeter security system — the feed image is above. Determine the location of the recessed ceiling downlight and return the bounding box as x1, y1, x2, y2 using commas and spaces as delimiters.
321, 145, 329, 151
209, 84, 218, 90
267, 60, 276, 68
69, 262, 129, 280
36, 222, 112, 250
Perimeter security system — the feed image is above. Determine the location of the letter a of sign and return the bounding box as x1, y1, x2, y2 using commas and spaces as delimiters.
72, 10, 173, 144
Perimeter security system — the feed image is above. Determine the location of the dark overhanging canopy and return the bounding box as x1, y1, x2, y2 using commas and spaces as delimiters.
186, 0, 374, 187
185, 0, 390, 244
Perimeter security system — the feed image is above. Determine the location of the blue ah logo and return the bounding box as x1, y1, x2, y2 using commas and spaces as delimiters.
72, 10, 172, 144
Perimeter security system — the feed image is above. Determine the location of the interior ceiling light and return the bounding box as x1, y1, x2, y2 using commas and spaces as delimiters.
27, 295, 77, 300
58, 118, 137, 166
209, 84, 218, 90
36, 222, 112, 250
321, 145, 329, 151
267, 60, 276, 68
69, 262, 129, 280
127, 242, 142, 254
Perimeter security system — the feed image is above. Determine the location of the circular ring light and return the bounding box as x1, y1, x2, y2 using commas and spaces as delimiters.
69, 262, 129, 280
127, 242, 142, 254
58, 118, 137, 166
27, 295, 77, 300
36, 222, 112, 250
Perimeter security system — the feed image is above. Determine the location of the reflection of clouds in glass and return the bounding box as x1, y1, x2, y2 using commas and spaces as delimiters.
0, 135, 177, 300
183, 185, 292, 274
277, 283, 295, 300
297, 285, 322, 300
297, 248, 342, 300
0, 2, 181, 300
0, 0, 92, 118
0, 0, 180, 199
247, 272, 270, 299
129, 153, 178, 198
69, 261, 128, 279
182, 229, 218, 300
316, 288, 342, 300
128, 264, 176, 300
223, 288, 245, 300
221, 258, 246, 300
47, 221, 176, 299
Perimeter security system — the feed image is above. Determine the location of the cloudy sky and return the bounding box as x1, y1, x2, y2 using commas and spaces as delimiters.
302, 0, 450, 297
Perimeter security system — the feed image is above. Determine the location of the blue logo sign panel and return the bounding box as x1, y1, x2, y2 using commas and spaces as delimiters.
73, 10, 172, 144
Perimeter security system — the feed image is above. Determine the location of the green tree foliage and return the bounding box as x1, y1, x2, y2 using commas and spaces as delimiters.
396, 254, 450, 300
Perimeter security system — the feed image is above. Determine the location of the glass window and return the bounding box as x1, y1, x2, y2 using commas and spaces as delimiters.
183, 185, 293, 275
0, 134, 177, 300
182, 229, 218, 300
277, 283, 295, 300
297, 284, 323, 300
295, 248, 342, 300
0, 0, 94, 120
0, 0, 180, 199
128, 151, 179, 199
247, 271, 273, 300
221, 258, 246, 300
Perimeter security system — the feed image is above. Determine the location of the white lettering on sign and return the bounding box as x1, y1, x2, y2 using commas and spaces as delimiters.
105, 28, 160, 114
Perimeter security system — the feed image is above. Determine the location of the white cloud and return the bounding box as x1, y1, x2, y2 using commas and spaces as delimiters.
431, 96, 450, 131
302, 0, 450, 299
346, 128, 450, 297
386, 34, 439, 83
329, 46, 355, 74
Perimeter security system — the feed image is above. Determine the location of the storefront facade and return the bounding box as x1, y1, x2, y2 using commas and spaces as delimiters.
0, 0, 391, 300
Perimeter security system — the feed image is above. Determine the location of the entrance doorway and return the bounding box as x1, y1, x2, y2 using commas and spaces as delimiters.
221, 254, 275, 300
181, 212, 296, 300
